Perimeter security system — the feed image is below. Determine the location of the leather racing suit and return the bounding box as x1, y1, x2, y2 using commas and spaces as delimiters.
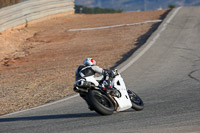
75, 64, 108, 110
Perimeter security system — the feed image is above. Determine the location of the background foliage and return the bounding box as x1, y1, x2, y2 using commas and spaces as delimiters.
75, 5, 123, 14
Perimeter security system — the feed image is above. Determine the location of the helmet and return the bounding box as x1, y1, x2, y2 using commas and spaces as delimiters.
83, 58, 96, 66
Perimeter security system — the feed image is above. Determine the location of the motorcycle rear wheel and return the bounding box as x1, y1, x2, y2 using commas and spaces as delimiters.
128, 90, 144, 111
88, 90, 115, 115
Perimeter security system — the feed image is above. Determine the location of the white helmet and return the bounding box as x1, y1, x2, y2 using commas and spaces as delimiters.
83, 58, 96, 66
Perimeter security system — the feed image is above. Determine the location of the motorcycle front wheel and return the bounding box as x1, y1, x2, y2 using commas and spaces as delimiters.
128, 90, 144, 111
87, 90, 115, 115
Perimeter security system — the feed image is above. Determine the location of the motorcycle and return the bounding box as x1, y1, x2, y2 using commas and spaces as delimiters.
73, 69, 144, 115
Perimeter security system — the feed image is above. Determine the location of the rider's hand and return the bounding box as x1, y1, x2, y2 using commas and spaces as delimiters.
108, 69, 118, 78
103, 70, 110, 80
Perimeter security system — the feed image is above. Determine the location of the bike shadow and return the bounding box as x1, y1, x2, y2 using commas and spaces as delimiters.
0, 112, 99, 123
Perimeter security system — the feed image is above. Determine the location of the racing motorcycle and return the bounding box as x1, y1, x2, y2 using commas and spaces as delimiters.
73, 69, 144, 115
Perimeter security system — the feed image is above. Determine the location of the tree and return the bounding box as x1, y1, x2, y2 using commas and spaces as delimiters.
75, 5, 123, 14
168, 4, 176, 9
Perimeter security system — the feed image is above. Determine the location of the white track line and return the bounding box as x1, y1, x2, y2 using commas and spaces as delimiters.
68, 20, 162, 31
1, 7, 181, 117
2, 94, 79, 117
119, 7, 182, 73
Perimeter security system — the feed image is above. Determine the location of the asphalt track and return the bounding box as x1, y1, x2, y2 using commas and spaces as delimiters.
1, 7, 200, 133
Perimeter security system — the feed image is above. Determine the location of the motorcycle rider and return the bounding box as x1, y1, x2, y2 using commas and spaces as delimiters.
74, 58, 119, 110
75, 58, 105, 81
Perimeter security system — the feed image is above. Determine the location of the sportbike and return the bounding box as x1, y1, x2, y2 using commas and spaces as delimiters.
74, 69, 144, 115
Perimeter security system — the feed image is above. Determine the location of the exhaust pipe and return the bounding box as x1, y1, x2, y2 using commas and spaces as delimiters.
76, 80, 92, 88
74, 80, 94, 92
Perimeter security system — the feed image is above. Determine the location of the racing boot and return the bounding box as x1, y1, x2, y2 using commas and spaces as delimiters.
80, 93, 94, 111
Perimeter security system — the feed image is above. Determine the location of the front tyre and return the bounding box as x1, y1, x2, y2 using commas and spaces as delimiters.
87, 90, 114, 115
128, 90, 144, 111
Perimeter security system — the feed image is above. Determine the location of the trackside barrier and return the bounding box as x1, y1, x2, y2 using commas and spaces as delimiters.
0, 0, 74, 32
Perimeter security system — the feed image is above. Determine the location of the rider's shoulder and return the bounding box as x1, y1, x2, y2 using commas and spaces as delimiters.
78, 64, 92, 70
78, 64, 85, 68
77, 65, 85, 71
78, 65, 86, 69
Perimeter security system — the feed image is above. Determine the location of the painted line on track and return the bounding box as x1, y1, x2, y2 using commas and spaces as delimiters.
68, 20, 162, 31
1, 7, 182, 117
1, 94, 79, 117
119, 7, 182, 73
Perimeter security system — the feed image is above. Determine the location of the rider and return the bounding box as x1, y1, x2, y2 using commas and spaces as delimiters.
75, 58, 105, 81
74, 58, 119, 110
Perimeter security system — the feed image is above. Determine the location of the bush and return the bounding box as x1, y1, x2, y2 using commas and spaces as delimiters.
168, 4, 176, 9
75, 5, 123, 14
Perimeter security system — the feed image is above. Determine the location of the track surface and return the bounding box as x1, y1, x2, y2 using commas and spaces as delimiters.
1, 7, 200, 133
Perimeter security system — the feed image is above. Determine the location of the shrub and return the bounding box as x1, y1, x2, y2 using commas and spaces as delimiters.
168, 4, 176, 9
75, 5, 123, 14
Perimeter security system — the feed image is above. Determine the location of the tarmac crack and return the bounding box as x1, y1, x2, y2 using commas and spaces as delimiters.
188, 69, 200, 83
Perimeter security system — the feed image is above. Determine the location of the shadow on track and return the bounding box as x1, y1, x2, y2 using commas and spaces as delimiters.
0, 112, 99, 123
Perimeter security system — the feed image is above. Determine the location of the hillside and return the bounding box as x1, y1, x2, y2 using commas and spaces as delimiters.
75, 0, 200, 11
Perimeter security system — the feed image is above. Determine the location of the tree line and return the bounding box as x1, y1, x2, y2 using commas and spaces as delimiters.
75, 5, 123, 14
0, 0, 21, 8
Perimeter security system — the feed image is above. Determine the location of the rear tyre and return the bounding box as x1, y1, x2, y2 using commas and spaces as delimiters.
87, 90, 114, 115
128, 90, 144, 111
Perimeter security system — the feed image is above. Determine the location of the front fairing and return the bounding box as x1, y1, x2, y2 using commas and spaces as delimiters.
112, 74, 132, 111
